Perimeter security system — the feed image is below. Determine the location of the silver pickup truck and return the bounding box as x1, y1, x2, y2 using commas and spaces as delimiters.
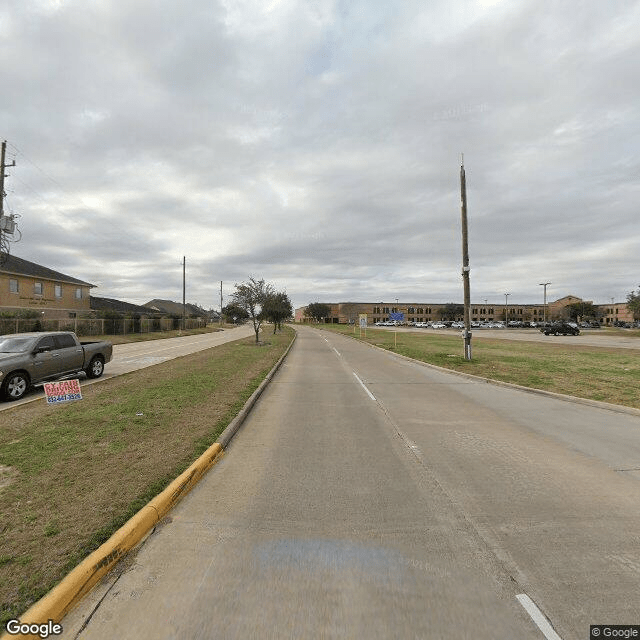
0, 331, 113, 401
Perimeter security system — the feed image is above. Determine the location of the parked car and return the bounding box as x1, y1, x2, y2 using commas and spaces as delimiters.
0, 331, 113, 401
541, 323, 580, 336
431, 322, 447, 329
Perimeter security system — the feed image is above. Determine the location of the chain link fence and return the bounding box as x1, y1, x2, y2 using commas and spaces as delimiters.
0, 317, 207, 336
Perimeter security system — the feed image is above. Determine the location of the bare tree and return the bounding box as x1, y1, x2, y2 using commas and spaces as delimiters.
232, 277, 275, 343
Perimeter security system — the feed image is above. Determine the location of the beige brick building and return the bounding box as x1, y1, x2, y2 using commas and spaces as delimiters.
0, 254, 94, 319
295, 295, 633, 325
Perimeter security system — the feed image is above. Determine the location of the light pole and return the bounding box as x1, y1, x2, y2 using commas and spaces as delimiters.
539, 282, 551, 324
504, 293, 510, 323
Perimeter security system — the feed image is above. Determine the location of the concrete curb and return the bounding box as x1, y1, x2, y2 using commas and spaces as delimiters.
2, 329, 297, 640
316, 327, 640, 418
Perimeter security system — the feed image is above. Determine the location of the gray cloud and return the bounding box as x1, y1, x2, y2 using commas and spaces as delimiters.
1, 0, 638, 310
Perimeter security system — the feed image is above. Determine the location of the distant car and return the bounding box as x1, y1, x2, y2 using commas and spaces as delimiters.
450, 322, 465, 328
541, 323, 580, 336
431, 322, 446, 329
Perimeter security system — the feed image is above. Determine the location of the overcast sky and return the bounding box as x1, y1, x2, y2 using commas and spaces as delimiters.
1, 0, 638, 310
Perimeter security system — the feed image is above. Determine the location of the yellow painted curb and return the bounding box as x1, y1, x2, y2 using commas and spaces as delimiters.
1, 443, 224, 640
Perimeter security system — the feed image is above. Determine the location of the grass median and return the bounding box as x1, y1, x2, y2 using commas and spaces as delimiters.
318, 325, 640, 409
0, 326, 294, 625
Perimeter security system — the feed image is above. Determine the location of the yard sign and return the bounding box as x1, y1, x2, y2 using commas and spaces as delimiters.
43, 379, 83, 404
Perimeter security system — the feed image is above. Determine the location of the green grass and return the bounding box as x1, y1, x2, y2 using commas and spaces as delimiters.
317, 325, 640, 409
0, 327, 294, 626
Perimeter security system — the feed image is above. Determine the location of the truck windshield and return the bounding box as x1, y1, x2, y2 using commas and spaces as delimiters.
0, 337, 37, 353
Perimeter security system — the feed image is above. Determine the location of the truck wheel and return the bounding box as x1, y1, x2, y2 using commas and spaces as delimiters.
2, 372, 30, 401
86, 356, 105, 379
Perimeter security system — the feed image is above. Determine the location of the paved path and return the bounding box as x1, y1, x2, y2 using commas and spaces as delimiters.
61, 325, 640, 640
104, 326, 255, 378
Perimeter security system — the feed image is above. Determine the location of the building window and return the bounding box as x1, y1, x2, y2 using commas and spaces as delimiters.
9, 279, 19, 293
34, 282, 43, 295
75, 288, 82, 300
55, 284, 62, 298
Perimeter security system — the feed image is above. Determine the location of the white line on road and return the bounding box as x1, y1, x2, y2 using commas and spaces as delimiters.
516, 594, 563, 640
333, 347, 341, 357
353, 372, 376, 402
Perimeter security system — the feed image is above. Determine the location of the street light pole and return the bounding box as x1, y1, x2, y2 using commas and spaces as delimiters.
539, 282, 551, 324
504, 293, 510, 324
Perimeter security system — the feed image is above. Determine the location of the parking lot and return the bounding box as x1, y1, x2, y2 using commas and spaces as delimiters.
379, 325, 640, 350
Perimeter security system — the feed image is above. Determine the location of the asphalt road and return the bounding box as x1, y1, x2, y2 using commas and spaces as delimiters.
0, 326, 255, 410
61, 325, 640, 640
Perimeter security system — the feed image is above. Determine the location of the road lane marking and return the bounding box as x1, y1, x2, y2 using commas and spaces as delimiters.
353, 372, 376, 402
516, 594, 563, 640
333, 347, 341, 357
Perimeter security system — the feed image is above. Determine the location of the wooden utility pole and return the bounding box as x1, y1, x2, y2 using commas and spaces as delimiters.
0, 141, 15, 217
182, 256, 186, 332
460, 156, 472, 360
220, 281, 223, 325
1, 140, 17, 262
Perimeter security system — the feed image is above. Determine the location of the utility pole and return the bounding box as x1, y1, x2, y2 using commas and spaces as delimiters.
539, 282, 551, 324
504, 293, 510, 323
1, 140, 17, 262
460, 155, 472, 360
220, 281, 223, 325
182, 256, 186, 332
0, 140, 16, 217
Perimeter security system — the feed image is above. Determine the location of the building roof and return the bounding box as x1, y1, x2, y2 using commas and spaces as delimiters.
0, 253, 95, 287
90, 296, 158, 315
143, 299, 210, 317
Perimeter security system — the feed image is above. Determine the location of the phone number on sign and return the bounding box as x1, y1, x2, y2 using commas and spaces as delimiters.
46, 393, 82, 404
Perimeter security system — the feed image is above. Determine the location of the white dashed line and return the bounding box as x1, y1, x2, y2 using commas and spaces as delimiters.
516, 594, 563, 640
353, 372, 376, 402
333, 347, 341, 357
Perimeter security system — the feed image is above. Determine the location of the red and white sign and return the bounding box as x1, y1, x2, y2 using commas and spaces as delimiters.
43, 379, 82, 404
